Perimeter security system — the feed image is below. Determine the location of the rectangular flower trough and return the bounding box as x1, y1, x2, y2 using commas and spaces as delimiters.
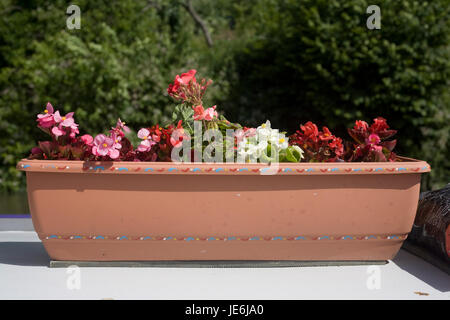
17, 157, 430, 262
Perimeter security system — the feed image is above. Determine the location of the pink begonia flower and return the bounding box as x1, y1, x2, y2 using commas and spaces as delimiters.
137, 128, 150, 139
234, 129, 246, 142
116, 118, 131, 134
53, 111, 75, 128
193, 105, 205, 120
37, 102, 54, 119
170, 138, 182, 148
51, 111, 79, 138
234, 127, 257, 139
245, 128, 257, 138
37, 102, 54, 118
137, 128, 156, 152
170, 127, 189, 148
111, 132, 122, 150
53, 124, 78, 138
37, 102, 55, 128
366, 133, 381, 146
138, 139, 155, 152
203, 105, 218, 121
92, 134, 120, 159
51, 126, 65, 137
69, 125, 79, 138
81, 134, 94, 145
193, 105, 218, 121
47, 109, 80, 138
234, 127, 257, 145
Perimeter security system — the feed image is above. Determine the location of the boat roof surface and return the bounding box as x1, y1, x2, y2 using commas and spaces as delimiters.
0, 225, 448, 300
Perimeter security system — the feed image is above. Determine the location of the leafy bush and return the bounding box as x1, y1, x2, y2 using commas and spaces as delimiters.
218, 0, 450, 190
0, 0, 210, 191
0, 0, 448, 192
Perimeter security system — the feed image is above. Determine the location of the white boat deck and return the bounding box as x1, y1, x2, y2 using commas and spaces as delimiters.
0, 226, 449, 300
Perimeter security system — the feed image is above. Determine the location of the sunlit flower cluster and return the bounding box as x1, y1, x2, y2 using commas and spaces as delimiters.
346, 117, 397, 162
29, 70, 397, 163
37, 103, 79, 139
237, 121, 304, 163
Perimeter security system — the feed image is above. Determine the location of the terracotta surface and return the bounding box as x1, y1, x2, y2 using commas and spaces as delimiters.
17, 158, 430, 261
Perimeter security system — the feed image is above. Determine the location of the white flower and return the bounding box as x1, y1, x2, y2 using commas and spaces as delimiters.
257, 120, 271, 131
256, 120, 273, 140
237, 137, 268, 162
238, 121, 301, 162
270, 133, 289, 150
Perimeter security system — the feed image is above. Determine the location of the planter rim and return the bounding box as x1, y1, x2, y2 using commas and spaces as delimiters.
17, 156, 430, 175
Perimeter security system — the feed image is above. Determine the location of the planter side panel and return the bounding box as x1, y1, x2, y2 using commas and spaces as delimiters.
26, 171, 421, 261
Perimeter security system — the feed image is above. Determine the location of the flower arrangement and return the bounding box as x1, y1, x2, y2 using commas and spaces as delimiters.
28, 69, 398, 163
288, 122, 343, 162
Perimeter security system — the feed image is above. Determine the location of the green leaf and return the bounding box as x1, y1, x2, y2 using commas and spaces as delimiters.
284, 146, 303, 162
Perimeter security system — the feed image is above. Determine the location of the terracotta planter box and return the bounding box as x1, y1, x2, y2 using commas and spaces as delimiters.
17, 157, 430, 262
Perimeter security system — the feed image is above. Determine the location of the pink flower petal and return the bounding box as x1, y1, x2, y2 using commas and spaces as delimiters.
170, 137, 182, 148
137, 144, 149, 152
53, 111, 62, 123
81, 134, 93, 145
144, 139, 154, 147
116, 118, 131, 133
93, 134, 107, 146
96, 146, 109, 156
104, 137, 114, 147
62, 117, 75, 127
51, 126, 64, 137
137, 139, 154, 152
108, 148, 120, 159
46, 102, 54, 114
137, 128, 150, 139
38, 116, 55, 128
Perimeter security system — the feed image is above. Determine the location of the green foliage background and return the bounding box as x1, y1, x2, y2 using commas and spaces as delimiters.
0, 0, 449, 192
